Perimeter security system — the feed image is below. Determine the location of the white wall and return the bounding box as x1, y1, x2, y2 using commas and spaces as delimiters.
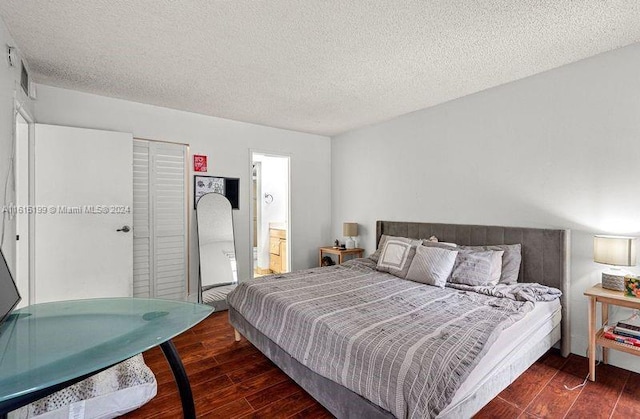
0, 17, 34, 275
332, 43, 640, 373
34, 85, 331, 296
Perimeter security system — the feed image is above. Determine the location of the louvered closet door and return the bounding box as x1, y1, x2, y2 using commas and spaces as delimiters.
133, 139, 188, 300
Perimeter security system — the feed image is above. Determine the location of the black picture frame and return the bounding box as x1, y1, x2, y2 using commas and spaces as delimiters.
194, 175, 240, 209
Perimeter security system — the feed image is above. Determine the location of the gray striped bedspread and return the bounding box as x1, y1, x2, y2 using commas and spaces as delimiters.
227, 258, 561, 418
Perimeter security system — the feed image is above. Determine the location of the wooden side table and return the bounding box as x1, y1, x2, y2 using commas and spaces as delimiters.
319, 247, 364, 266
584, 283, 640, 381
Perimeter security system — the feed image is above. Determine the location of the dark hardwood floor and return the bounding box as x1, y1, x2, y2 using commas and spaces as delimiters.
123, 311, 640, 419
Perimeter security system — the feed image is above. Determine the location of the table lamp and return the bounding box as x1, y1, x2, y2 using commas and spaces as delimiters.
593, 235, 637, 291
343, 222, 358, 249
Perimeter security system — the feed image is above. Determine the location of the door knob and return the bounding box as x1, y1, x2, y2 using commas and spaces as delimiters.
117, 225, 131, 233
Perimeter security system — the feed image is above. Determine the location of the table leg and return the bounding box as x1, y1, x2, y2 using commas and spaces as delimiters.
160, 340, 195, 419
588, 296, 596, 381
601, 302, 609, 365
319, 250, 322, 267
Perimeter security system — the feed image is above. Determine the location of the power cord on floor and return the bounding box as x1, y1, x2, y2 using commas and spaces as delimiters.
564, 358, 600, 391
564, 322, 609, 392
564, 310, 640, 391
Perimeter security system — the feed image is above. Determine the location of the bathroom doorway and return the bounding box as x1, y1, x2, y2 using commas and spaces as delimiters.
251, 152, 290, 278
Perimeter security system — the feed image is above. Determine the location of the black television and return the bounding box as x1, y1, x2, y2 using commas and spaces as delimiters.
0, 248, 21, 328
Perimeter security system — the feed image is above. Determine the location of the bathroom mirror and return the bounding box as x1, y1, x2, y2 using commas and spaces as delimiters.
196, 192, 237, 308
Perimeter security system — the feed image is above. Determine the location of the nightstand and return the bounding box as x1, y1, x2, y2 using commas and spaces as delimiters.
319, 247, 364, 266
584, 283, 640, 381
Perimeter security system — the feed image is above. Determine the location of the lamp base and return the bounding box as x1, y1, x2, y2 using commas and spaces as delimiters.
345, 237, 355, 249
602, 271, 626, 291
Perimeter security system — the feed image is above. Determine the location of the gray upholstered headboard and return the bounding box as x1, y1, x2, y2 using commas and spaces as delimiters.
376, 221, 571, 357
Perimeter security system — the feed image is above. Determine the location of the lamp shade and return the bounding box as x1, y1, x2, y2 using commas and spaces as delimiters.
593, 235, 637, 266
343, 222, 358, 237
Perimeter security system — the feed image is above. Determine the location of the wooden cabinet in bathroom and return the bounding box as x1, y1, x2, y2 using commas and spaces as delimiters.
269, 227, 287, 274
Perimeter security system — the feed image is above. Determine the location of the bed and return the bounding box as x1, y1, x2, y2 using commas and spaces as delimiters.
228, 221, 570, 418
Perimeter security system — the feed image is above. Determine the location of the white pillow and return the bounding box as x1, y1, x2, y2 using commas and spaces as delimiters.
370, 235, 421, 262
376, 239, 417, 278
449, 249, 504, 286
459, 244, 521, 284
10, 354, 157, 419
422, 240, 457, 249
406, 245, 458, 288
422, 236, 457, 248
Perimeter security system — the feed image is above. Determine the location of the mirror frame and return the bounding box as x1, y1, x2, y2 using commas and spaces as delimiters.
195, 192, 238, 305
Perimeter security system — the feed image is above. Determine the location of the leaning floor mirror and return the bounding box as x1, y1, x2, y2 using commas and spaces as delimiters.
196, 192, 238, 311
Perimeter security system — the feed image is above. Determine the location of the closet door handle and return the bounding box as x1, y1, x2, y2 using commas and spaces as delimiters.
117, 225, 131, 233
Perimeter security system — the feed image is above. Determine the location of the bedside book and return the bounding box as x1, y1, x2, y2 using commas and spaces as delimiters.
618, 322, 640, 332
604, 326, 640, 347
617, 314, 640, 332
613, 327, 640, 339
615, 319, 640, 331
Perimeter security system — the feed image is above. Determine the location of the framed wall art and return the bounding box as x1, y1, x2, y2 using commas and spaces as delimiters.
194, 175, 240, 209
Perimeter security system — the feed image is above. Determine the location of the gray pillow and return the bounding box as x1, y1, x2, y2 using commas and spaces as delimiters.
376, 239, 417, 279
422, 241, 458, 249
370, 235, 422, 262
449, 249, 504, 286
406, 245, 458, 288
459, 244, 521, 284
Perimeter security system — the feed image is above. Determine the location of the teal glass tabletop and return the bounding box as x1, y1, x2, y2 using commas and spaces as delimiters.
0, 298, 213, 403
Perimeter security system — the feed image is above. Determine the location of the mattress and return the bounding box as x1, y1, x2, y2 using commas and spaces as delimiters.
442, 298, 561, 415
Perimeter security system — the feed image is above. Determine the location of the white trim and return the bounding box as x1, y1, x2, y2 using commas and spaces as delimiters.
253, 160, 262, 269
13, 101, 34, 305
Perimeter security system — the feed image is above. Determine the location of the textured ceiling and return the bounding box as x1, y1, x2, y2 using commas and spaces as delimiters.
1, 1, 639, 136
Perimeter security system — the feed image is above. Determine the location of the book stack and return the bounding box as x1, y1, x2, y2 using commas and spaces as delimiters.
603, 313, 640, 347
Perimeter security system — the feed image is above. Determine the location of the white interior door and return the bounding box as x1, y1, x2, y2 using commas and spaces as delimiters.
34, 124, 133, 303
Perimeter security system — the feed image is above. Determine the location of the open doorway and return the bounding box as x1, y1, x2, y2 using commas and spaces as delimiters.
14, 107, 32, 307
251, 152, 290, 278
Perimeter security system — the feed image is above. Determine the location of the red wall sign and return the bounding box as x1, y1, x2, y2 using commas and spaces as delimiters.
193, 155, 208, 172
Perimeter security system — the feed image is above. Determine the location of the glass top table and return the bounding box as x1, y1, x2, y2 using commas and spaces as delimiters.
0, 298, 213, 418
